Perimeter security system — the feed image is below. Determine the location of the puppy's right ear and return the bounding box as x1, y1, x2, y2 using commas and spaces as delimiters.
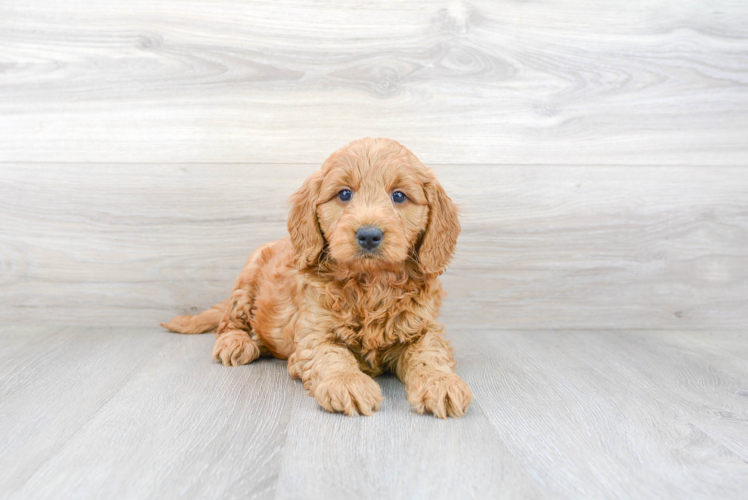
288, 170, 325, 269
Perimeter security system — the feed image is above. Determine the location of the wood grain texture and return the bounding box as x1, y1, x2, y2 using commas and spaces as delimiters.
456, 329, 748, 499
1, 326, 746, 499
0, 326, 172, 493
1, 163, 747, 329
274, 375, 543, 500
1, 0, 747, 164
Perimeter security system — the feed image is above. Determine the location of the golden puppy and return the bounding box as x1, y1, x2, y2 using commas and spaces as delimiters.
162, 138, 472, 418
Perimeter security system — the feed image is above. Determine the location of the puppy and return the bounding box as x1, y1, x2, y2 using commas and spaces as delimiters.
162, 138, 472, 418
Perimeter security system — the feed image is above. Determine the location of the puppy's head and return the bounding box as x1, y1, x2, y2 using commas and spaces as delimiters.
288, 138, 460, 275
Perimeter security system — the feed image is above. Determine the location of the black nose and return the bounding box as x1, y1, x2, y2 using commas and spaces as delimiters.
356, 226, 383, 251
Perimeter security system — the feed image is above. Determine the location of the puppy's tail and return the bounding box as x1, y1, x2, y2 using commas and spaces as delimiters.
160, 299, 229, 334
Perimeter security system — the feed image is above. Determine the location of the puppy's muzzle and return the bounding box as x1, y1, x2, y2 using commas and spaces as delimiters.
356, 226, 383, 251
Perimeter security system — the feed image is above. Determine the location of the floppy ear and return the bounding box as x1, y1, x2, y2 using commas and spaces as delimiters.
288, 170, 325, 269
417, 177, 461, 275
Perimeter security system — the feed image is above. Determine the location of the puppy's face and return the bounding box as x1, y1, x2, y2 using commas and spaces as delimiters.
289, 138, 460, 275
315, 151, 429, 270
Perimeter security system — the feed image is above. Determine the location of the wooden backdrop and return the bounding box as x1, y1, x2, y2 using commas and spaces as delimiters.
1, 0, 747, 329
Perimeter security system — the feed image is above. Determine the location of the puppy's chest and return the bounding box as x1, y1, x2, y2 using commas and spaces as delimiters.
331, 289, 422, 355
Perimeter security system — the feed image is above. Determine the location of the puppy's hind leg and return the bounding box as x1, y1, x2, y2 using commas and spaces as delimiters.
212, 329, 267, 367
212, 285, 270, 367
211, 243, 280, 366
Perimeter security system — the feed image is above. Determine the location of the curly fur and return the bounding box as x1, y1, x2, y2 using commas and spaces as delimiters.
162, 138, 472, 418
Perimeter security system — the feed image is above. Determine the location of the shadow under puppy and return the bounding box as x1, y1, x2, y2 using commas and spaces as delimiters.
162, 137, 472, 418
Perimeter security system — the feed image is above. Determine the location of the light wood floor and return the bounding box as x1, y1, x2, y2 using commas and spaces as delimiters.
1, 326, 746, 499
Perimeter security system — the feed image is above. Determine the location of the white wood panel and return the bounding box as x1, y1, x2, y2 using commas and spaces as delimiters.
1, 0, 747, 164
1, 163, 746, 329
1, 327, 747, 499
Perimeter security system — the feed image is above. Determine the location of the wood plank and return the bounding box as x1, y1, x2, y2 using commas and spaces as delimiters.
591, 330, 748, 462
4, 329, 297, 500
274, 374, 543, 500
1, 0, 747, 164
0, 325, 55, 358
0, 326, 172, 493
455, 329, 748, 499
1, 163, 746, 329
2, 326, 746, 498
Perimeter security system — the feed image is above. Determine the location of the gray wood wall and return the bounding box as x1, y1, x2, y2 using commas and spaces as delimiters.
2, 0, 747, 329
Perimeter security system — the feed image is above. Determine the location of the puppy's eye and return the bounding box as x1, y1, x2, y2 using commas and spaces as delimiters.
391, 191, 407, 204
338, 189, 353, 202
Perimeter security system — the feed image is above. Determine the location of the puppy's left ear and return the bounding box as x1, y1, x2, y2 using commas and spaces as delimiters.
417, 176, 461, 275
288, 170, 325, 269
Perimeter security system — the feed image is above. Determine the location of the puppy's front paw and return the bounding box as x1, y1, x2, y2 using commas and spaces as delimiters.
408, 372, 472, 419
212, 330, 260, 367
312, 372, 384, 416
